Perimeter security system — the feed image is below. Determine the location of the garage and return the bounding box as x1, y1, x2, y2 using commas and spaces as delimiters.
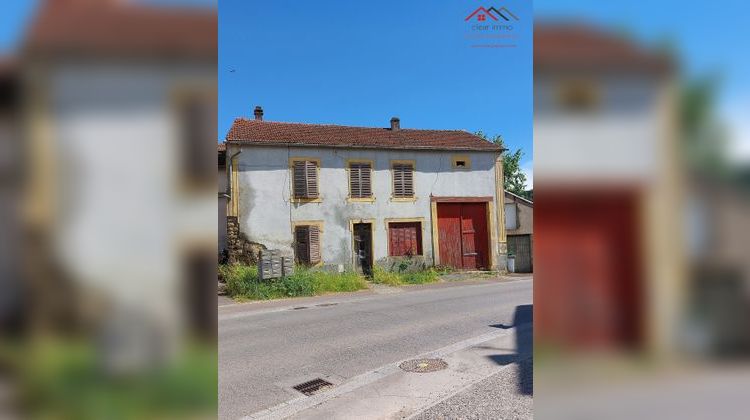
435, 201, 490, 270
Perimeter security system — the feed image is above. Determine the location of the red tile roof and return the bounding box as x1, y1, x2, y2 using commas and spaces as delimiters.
225, 119, 502, 152
23, 0, 216, 58
534, 23, 673, 75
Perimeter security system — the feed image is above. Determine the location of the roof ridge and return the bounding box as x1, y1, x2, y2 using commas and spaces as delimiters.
235, 118, 471, 133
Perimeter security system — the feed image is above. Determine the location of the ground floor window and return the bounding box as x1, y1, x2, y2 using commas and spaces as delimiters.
294, 225, 321, 265
388, 222, 422, 257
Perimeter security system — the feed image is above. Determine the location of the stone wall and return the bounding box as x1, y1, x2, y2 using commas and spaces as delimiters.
226, 216, 266, 265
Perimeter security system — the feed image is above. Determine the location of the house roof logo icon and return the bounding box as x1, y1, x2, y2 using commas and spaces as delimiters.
465, 6, 519, 22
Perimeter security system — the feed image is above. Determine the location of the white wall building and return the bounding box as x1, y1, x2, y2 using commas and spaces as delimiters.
224, 109, 508, 273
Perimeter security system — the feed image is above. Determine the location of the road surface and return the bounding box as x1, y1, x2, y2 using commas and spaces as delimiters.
219, 277, 532, 419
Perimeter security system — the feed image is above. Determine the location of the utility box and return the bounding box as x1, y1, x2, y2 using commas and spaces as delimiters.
259, 249, 294, 281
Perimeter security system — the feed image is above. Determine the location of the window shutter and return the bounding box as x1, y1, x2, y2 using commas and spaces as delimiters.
309, 225, 321, 265
294, 226, 310, 264
349, 162, 372, 198
293, 160, 318, 198
393, 163, 414, 198
305, 161, 318, 197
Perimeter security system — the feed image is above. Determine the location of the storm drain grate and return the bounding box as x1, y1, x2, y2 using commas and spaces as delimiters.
316, 303, 339, 307
292, 378, 334, 396
292, 306, 308, 310
399, 358, 448, 373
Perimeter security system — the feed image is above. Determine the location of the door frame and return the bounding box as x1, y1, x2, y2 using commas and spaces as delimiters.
349, 219, 375, 271
430, 197, 496, 270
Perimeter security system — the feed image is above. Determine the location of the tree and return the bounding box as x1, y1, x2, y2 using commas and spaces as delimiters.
475, 131, 528, 197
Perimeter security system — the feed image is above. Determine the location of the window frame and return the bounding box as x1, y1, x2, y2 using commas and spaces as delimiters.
346, 159, 375, 202
385, 218, 425, 257
451, 155, 472, 170
289, 157, 322, 203
292, 221, 324, 266
390, 159, 416, 201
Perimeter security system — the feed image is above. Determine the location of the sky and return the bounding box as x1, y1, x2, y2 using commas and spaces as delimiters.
219, 0, 534, 177
3, 1, 748, 185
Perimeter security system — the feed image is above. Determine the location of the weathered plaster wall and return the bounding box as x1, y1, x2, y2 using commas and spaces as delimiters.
231, 145, 503, 269
505, 193, 533, 236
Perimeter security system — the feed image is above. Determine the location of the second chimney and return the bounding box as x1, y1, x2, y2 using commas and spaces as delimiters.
254, 106, 264, 121
390, 117, 400, 130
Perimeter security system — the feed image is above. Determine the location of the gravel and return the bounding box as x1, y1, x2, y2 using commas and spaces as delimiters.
413, 358, 533, 420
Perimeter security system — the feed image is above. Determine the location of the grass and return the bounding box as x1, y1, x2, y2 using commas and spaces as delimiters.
2, 339, 216, 420
371, 266, 447, 286
219, 264, 368, 301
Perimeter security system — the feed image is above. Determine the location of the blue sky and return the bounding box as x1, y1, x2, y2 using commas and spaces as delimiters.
219, 0, 534, 171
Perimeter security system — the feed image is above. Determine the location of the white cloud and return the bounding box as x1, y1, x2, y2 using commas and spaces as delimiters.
521, 160, 533, 189
722, 100, 750, 164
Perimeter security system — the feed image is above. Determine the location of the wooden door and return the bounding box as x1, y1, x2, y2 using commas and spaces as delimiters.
437, 203, 489, 269
508, 235, 532, 272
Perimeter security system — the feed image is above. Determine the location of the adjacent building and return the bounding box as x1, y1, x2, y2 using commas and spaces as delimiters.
223, 108, 508, 273
505, 190, 533, 273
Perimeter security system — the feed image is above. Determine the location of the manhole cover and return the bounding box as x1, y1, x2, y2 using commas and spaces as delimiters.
399, 358, 448, 373
292, 378, 334, 396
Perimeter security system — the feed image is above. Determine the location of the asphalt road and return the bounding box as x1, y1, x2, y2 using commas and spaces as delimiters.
219, 278, 532, 419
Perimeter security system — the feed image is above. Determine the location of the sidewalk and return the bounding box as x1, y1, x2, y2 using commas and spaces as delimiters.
247, 323, 532, 420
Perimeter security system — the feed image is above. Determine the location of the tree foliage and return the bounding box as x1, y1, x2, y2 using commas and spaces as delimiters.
475, 131, 528, 197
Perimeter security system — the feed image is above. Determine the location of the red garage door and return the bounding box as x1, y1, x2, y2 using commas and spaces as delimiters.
437, 202, 489, 270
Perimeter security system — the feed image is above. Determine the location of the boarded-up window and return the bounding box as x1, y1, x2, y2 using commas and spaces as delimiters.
294, 225, 321, 265
392, 162, 414, 198
388, 222, 422, 256
292, 160, 319, 199
349, 162, 372, 198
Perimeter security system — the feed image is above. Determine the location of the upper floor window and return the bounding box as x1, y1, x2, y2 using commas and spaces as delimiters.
348, 160, 373, 199
291, 159, 319, 199
505, 203, 518, 230
558, 79, 600, 111
392, 161, 415, 198
452, 155, 471, 170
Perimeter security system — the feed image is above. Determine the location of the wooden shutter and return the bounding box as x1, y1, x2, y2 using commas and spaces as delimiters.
294, 226, 310, 264
388, 222, 422, 256
393, 163, 414, 198
293, 160, 319, 198
294, 225, 321, 265
309, 225, 321, 265
349, 162, 372, 198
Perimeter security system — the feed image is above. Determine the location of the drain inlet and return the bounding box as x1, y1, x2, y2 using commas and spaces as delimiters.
292, 378, 334, 396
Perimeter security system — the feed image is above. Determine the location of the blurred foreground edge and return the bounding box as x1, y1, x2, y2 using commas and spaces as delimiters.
534, 20, 750, 420
2, 0, 218, 418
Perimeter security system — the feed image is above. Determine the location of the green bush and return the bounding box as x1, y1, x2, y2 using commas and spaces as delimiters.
220, 265, 367, 301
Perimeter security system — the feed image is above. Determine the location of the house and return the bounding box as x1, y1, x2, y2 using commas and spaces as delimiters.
223, 108, 508, 273
534, 23, 681, 354
504, 190, 533, 272
219, 142, 228, 253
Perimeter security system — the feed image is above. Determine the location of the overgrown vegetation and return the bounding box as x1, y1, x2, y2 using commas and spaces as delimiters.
219, 265, 368, 300
371, 265, 450, 286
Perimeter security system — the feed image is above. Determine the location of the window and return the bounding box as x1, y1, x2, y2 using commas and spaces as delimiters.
291, 159, 319, 199
176, 90, 216, 187
505, 203, 518, 230
294, 225, 321, 265
388, 222, 423, 256
558, 79, 600, 111
392, 161, 415, 198
348, 161, 373, 199
451, 155, 471, 170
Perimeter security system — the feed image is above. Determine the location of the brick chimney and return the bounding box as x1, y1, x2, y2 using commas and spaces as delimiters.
254, 106, 264, 121
390, 117, 400, 130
